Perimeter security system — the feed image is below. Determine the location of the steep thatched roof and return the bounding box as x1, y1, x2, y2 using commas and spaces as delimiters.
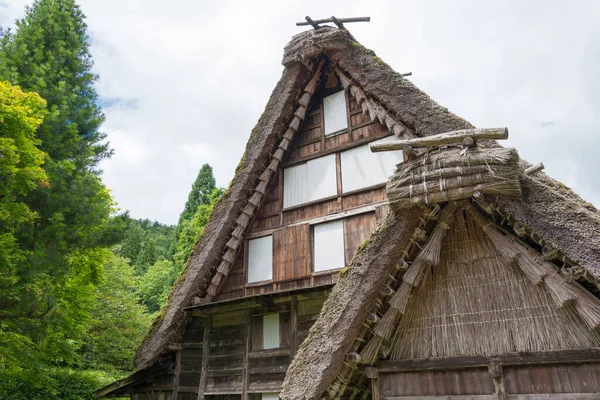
134, 26, 600, 385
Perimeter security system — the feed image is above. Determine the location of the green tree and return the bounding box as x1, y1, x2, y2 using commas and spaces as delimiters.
0, 0, 116, 371
0, 80, 47, 374
137, 259, 173, 313
178, 164, 216, 225
80, 255, 152, 371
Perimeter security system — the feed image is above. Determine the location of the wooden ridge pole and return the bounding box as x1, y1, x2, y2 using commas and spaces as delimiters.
370, 127, 509, 152
296, 16, 371, 27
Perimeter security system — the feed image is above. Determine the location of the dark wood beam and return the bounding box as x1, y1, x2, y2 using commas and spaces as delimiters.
373, 348, 600, 373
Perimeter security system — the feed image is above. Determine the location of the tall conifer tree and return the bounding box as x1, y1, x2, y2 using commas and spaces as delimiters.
0, 0, 114, 365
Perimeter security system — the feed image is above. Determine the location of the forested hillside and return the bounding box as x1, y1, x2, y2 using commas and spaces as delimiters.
0, 1, 222, 398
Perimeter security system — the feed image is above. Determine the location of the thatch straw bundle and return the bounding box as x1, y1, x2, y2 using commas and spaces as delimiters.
515, 253, 547, 285
359, 335, 384, 365
575, 293, 600, 330
387, 147, 521, 209
389, 209, 600, 360
389, 282, 413, 313
419, 202, 458, 265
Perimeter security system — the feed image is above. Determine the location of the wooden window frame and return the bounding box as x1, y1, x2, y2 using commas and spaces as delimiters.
246, 235, 274, 285
312, 219, 346, 274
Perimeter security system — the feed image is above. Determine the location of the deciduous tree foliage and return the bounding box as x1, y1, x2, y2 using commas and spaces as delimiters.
0, 80, 48, 372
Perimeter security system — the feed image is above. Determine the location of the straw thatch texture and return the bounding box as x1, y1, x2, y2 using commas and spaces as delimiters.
387, 147, 521, 210
390, 209, 600, 360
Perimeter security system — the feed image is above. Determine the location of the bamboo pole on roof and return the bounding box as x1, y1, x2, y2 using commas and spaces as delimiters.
370, 127, 508, 152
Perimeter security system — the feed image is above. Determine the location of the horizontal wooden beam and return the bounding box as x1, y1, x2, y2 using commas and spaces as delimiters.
247, 201, 387, 239
374, 348, 600, 373
370, 128, 509, 152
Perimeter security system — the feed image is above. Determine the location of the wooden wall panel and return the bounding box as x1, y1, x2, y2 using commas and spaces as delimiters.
205, 313, 245, 394
342, 187, 386, 209
293, 126, 321, 147
351, 121, 388, 141
251, 215, 280, 233
325, 132, 351, 150
282, 198, 341, 224
286, 141, 323, 161
215, 252, 245, 301
504, 363, 600, 394
273, 224, 310, 281
350, 111, 370, 127
343, 212, 376, 264
380, 368, 494, 397
276, 277, 312, 292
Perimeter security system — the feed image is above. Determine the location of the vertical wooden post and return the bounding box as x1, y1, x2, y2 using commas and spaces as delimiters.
278, 170, 284, 226
488, 359, 508, 400
365, 368, 379, 400
173, 349, 182, 400
243, 240, 249, 297
320, 98, 326, 149
290, 296, 298, 357
242, 309, 251, 400
336, 152, 343, 197
196, 317, 211, 400
345, 88, 353, 142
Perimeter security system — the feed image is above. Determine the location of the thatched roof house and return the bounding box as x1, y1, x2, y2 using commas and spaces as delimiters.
98, 25, 600, 400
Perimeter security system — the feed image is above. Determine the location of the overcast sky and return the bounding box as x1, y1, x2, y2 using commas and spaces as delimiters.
2, 1, 599, 225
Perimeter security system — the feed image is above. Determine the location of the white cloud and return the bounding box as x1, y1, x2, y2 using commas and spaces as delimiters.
3, 0, 600, 223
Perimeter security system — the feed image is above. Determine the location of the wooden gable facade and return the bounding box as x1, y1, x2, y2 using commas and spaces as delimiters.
215, 64, 398, 302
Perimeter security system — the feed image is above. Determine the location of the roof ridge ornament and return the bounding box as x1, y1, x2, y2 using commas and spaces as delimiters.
296, 15, 371, 30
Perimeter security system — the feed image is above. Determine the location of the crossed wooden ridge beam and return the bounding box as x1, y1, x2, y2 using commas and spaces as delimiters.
296, 15, 370, 30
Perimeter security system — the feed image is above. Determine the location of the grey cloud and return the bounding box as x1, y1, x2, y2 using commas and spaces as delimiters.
3, 0, 600, 224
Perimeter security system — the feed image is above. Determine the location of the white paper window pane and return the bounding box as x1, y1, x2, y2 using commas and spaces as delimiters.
341, 136, 403, 192
248, 236, 273, 283
314, 220, 345, 272
262, 314, 280, 350
283, 154, 337, 208
283, 163, 308, 208
324, 91, 348, 136
262, 393, 279, 400
307, 154, 337, 202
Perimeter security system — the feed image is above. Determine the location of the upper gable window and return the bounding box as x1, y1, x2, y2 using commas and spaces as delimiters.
283, 154, 337, 208
248, 235, 273, 283
323, 90, 348, 136
341, 136, 404, 193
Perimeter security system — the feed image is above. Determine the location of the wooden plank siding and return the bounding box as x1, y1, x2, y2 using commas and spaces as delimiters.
377, 350, 600, 399
187, 290, 328, 399
215, 82, 395, 307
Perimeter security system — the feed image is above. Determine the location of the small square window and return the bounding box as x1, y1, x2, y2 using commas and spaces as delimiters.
248, 236, 273, 283
262, 394, 279, 400
262, 314, 280, 350
323, 90, 348, 136
313, 220, 345, 272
